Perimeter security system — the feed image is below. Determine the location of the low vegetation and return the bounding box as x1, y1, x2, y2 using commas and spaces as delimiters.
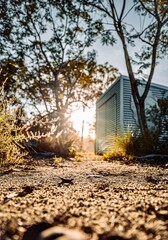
0, 103, 78, 169
0, 107, 27, 168
103, 130, 168, 161
103, 101, 168, 161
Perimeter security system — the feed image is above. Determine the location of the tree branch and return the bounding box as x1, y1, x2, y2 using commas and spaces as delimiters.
139, 0, 156, 18
119, 0, 126, 21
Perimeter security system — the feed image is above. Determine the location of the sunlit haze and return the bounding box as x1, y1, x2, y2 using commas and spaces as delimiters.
70, 105, 95, 139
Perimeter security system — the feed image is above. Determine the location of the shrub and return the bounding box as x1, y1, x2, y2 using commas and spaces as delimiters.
103, 97, 168, 160
103, 129, 168, 161
0, 108, 27, 167
145, 98, 168, 154
25, 117, 78, 158
37, 134, 76, 157
102, 130, 135, 161
116, 130, 158, 156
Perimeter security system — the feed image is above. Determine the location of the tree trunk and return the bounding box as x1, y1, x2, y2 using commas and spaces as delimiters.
116, 23, 148, 137
135, 98, 148, 136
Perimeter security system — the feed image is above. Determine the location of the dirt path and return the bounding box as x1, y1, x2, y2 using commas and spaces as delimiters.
0, 157, 168, 240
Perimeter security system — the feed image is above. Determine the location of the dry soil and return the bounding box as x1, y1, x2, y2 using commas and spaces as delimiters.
0, 155, 168, 240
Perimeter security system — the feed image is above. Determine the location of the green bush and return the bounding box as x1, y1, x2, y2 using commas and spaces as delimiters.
145, 98, 168, 154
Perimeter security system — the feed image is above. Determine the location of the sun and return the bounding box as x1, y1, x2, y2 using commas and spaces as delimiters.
70, 105, 95, 139
70, 107, 85, 136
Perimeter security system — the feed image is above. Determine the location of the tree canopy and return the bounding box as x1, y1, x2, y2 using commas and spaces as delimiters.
0, 0, 118, 136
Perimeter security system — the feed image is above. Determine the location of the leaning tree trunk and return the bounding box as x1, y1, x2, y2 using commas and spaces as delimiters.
116, 22, 149, 137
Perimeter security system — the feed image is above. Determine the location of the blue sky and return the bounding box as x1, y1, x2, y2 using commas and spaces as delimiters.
93, 40, 168, 87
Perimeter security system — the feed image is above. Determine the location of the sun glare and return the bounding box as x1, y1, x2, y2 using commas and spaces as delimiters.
70, 106, 95, 139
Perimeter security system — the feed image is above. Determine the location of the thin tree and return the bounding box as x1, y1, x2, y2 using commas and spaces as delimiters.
82, 0, 168, 136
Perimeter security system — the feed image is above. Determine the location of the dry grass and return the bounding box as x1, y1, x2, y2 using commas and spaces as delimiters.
0, 109, 27, 168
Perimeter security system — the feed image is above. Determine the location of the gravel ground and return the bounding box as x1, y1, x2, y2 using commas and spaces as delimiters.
0, 156, 168, 240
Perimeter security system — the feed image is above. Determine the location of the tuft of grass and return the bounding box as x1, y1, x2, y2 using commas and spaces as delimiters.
102, 130, 135, 161
103, 126, 168, 162
53, 156, 63, 164
103, 149, 124, 161
117, 130, 136, 156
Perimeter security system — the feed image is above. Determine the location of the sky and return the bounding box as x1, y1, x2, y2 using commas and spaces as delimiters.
94, 41, 168, 87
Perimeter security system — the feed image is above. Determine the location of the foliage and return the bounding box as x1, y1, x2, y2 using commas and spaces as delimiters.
145, 97, 168, 154
0, 59, 27, 105
0, 69, 28, 167
117, 130, 137, 156
147, 98, 168, 133
25, 114, 79, 157
104, 100, 168, 160
123, 130, 168, 156
0, 107, 27, 167
103, 149, 124, 161
0, 0, 118, 111
102, 130, 135, 161
0, 0, 119, 140
37, 134, 76, 158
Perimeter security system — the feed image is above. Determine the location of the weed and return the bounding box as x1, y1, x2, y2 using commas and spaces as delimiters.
53, 156, 63, 164
117, 130, 136, 156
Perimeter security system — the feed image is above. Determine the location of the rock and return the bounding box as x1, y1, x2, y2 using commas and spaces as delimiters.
57, 176, 74, 185
22, 222, 52, 240
18, 186, 35, 197
39, 226, 88, 240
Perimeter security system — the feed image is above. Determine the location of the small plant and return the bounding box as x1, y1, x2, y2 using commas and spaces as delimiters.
103, 149, 124, 161
102, 130, 136, 161
103, 97, 168, 160
25, 114, 78, 158
117, 130, 136, 156
53, 156, 63, 164
36, 134, 76, 157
